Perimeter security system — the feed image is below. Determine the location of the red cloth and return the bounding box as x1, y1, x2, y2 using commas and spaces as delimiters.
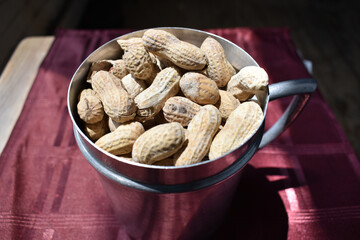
0, 28, 359, 239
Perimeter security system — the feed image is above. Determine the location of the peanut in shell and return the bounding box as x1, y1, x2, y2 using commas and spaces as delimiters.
77, 89, 104, 124
132, 122, 185, 165
232, 66, 269, 93
175, 105, 221, 166
227, 78, 254, 102
121, 74, 147, 99
109, 59, 129, 80
95, 121, 144, 156
135, 67, 181, 120
215, 90, 240, 121
85, 116, 109, 142
201, 37, 235, 87
209, 101, 263, 159
117, 37, 154, 80
227, 66, 268, 102
142, 29, 207, 70
91, 71, 136, 123
180, 72, 220, 105
162, 96, 201, 126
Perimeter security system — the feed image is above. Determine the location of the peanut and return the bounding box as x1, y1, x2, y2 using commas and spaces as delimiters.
209, 101, 263, 159
109, 59, 128, 80
135, 67, 180, 120
91, 71, 136, 123
142, 29, 207, 70
95, 121, 144, 156
162, 96, 201, 126
175, 105, 221, 166
121, 74, 147, 99
77, 89, 104, 124
132, 122, 185, 165
201, 37, 235, 87
231, 66, 269, 93
86, 60, 113, 82
227, 66, 268, 102
109, 71, 123, 89
179, 72, 220, 105
85, 116, 109, 142
117, 38, 154, 80
215, 90, 240, 121
227, 86, 254, 102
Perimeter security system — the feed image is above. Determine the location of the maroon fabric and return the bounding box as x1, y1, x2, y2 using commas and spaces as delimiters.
0, 28, 359, 239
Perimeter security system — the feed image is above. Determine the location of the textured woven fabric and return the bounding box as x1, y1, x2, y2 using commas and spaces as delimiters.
0, 28, 359, 239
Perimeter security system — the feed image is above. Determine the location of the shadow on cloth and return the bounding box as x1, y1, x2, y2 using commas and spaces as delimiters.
210, 164, 298, 240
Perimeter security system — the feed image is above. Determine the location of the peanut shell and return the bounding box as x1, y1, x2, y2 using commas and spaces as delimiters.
215, 90, 240, 121
142, 29, 207, 70
77, 89, 104, 124
121, 74, 147, 99
227, 78, 254, 102
95, 121, 144, 156
209, 101, 263, 159
162, 96, 201, 126
175, 105, 221, 166
232, 66, 269, 93
86, 60, 113, 83
227, 66, 268, 102
180, 72, 220, 105
85, 116, 109, 142
109, 59, 128, 80
117, 38, 154, 80
135, 67, 180, 120
92, 71, 136, 123
132, 122, 185, 165
201, 37, 235, 87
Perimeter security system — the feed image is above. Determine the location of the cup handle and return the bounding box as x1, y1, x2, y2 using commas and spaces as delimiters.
258, 78, 317, 149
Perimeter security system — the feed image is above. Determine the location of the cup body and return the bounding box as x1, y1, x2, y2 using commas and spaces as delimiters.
68, 27, 269, 239
98, 163, 242, 240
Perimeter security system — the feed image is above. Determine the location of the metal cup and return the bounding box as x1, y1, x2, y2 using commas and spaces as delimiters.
68, 27, 317, 240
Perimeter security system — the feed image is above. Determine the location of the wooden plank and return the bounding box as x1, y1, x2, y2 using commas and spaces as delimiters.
0, 36, 55, 154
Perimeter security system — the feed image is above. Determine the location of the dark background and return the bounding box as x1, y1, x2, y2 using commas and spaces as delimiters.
1, 0, 359, 158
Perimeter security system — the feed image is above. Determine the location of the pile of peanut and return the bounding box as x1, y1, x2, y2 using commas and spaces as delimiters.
77, 29, 268, 166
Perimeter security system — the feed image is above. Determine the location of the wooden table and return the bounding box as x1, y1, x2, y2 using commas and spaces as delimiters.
0, 36, 55, 154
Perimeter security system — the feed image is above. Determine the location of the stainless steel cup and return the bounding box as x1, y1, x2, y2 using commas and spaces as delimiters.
68, 27, 317, 240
